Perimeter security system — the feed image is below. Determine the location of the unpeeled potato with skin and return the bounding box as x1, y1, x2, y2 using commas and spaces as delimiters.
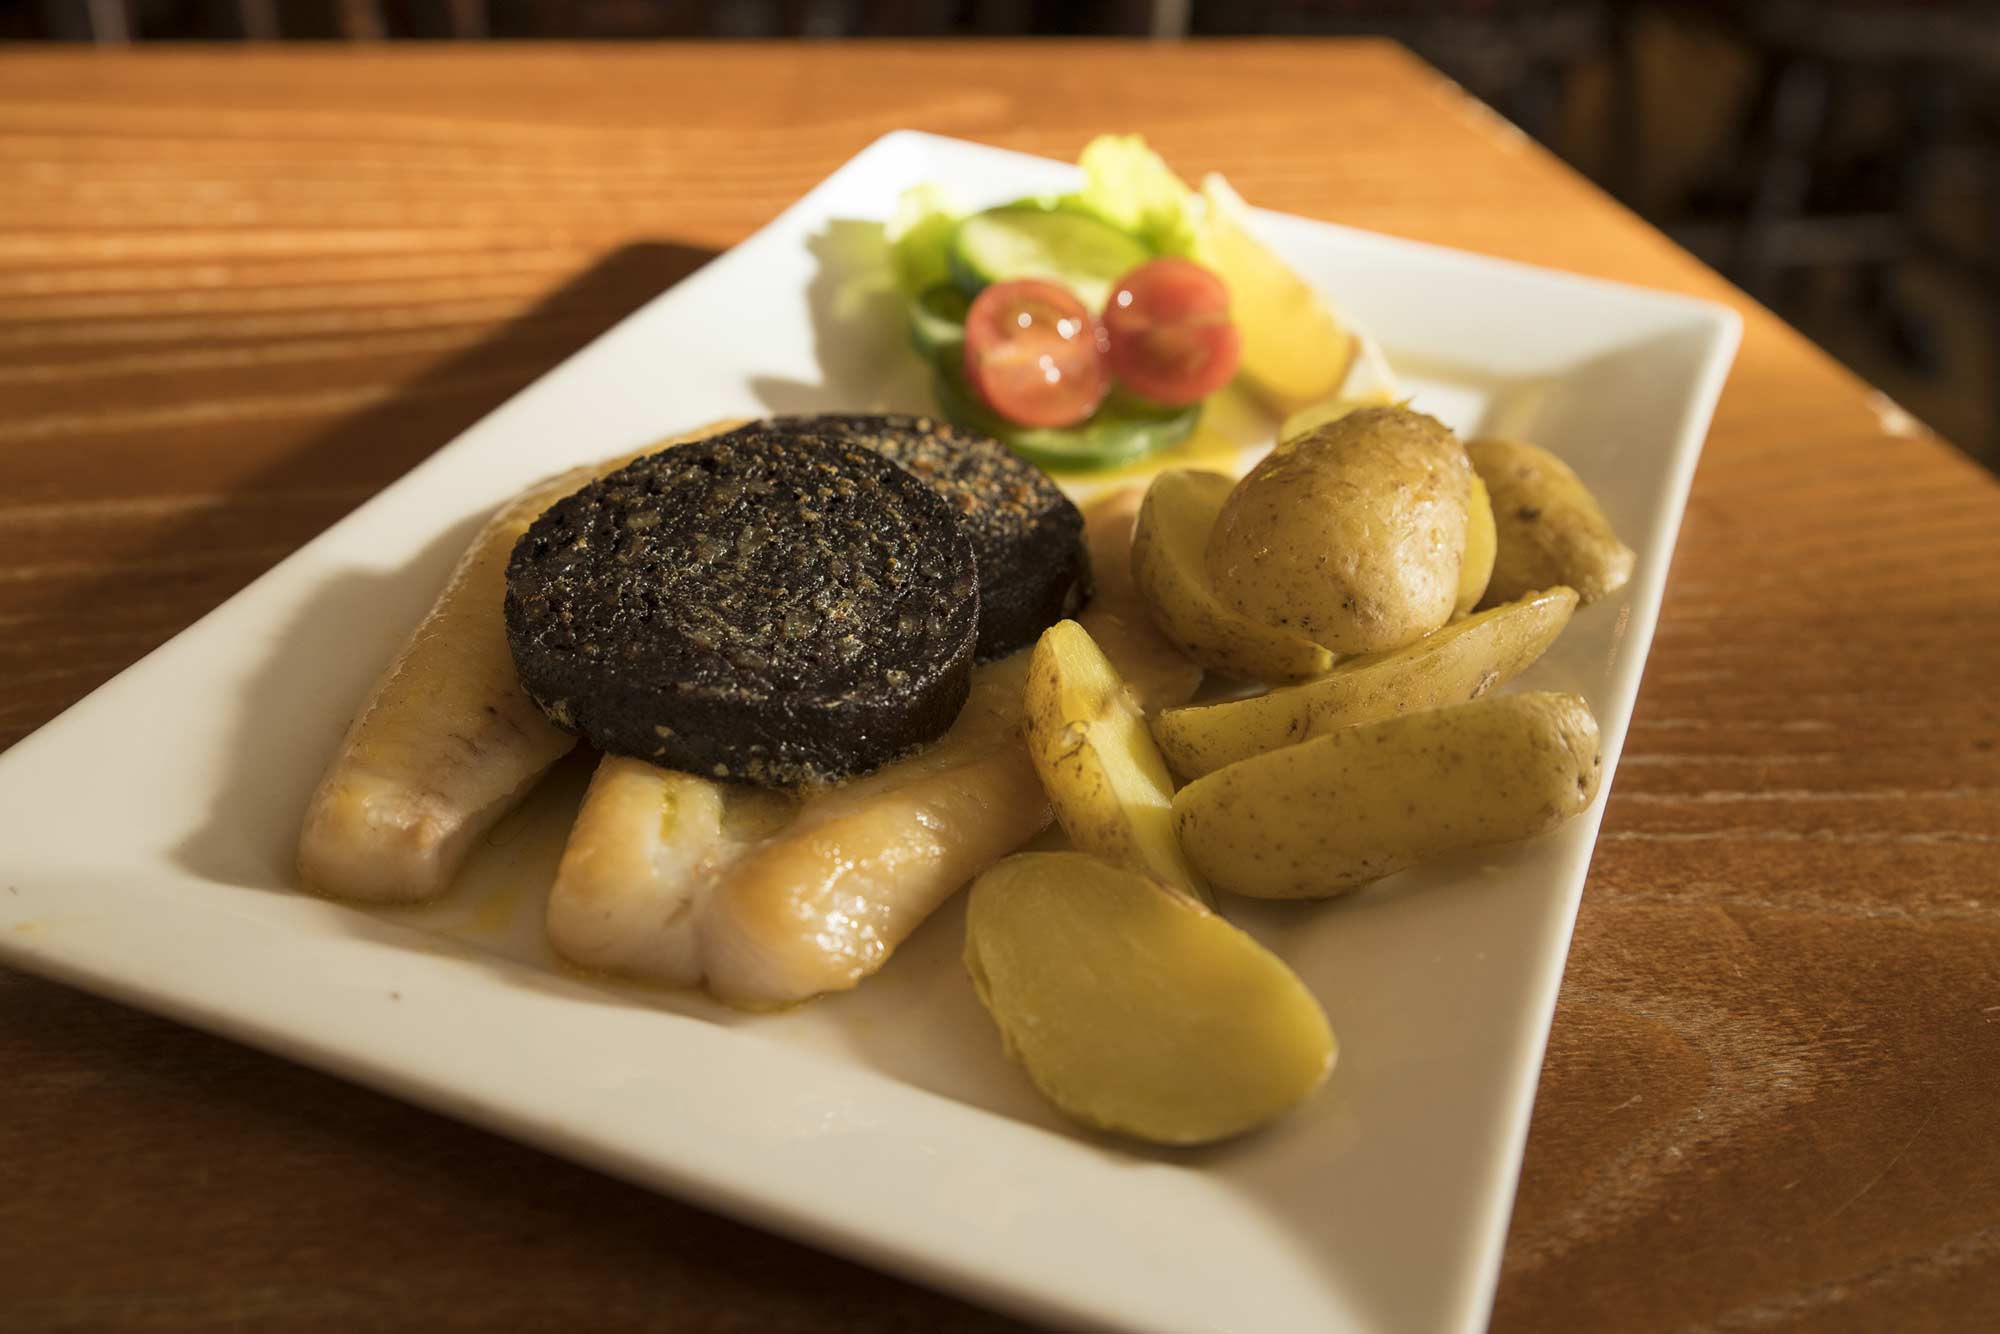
1470, 437, 1635, 606
1206, 406, 1474, 653
1173, 691, 1603, 899
1151, 587, 1578, 781
965, 851, 1336, 1145
1131, 469, 1335, 683
1075, 486, 1204, 712
1024, 619, 1212, 905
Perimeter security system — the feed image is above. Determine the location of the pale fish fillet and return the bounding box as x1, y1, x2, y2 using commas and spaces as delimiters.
697, 652, 1049, 1006
296, 420, 745, 903
546, 757, 796, 988
548, 487, 1203, 1006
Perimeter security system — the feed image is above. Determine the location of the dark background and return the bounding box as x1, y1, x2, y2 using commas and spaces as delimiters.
8, 0, 1999, 473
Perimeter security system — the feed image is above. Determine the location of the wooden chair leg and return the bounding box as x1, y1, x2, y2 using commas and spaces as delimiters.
1737, 54, 1831, 297
40, 0, 130, 40
239, 0, 279, 39
1987, 162, 2000, 461
1606, 0, 1642, 204
445, 0, 489, 38
337, 0, 386, 38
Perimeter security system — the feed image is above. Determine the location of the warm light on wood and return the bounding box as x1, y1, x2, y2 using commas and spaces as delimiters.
1, 40, 1995, 1334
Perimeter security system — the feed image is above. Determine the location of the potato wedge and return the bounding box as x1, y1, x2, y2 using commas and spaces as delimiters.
1174, 692, 1603, 899
1456, 473, 1497, 616
965, 851, 1335, 1144
1152, 586, 1578, 780
1024, 619, 1211, 905
1131, 469, 1335, 683
1206, 406, 1473, 654
1075, 486, 1204, 712
1470, 437, 1635, 606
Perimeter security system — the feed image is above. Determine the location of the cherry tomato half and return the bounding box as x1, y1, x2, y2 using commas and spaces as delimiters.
1102, 258, 1242, 407
963, 278, 1110, 429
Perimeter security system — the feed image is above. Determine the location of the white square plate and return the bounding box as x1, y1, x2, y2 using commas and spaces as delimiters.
0, 133, 1737, 1334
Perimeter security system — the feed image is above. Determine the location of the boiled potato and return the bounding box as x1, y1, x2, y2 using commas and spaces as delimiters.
1152, 587, 1578, 781
1207, 406, 1474, 653
1075, 486, 1205, 712
1456, 474, 1497, 616
1131, 469, 1336, 683
1469, 437, 1635, 606
1024, 619, 1212, 904
1174, 691, 1603, 899
965, 851, 1335, 1145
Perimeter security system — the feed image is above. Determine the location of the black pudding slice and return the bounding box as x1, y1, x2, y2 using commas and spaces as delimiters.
773, 414, 1091, 660
504, 424, 979, 787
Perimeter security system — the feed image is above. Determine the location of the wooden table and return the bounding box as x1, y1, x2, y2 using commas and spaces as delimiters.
3, 41, 1996, 1334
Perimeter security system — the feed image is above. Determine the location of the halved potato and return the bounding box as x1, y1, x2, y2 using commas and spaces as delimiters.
1074, 486, 1204, 712
1173, 691, 1603, 899
1152, 586, 1578, 780
1456, 473, 1497, 616
1131, 469, 1335, 683
1024, 619, 1211, 904
965, 851, 1335, 1144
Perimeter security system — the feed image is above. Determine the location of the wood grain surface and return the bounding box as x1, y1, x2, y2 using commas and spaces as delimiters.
2, 40, 1997, 1334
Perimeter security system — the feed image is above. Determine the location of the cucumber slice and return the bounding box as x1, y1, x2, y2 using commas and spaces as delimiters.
951, 206, 1152, 312
932, 364, 1200, 473
908, 284, 968, 360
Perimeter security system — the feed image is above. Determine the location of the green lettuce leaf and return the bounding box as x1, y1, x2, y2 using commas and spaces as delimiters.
885, 183, 963, 299
1072, 134, 1202, 258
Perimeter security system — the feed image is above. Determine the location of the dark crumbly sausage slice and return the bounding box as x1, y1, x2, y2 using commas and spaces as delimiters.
775, 414, 1091, 660
504, 423, 979, 787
